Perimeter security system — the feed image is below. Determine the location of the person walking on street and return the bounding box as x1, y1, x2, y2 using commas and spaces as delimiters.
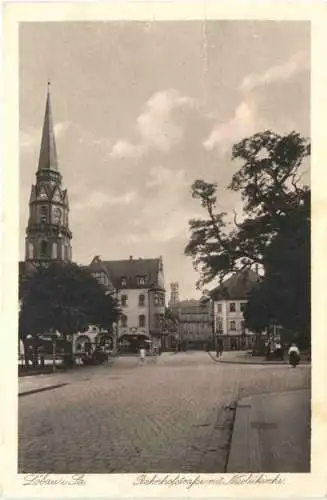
216, 338, 223, 358
288, 342, 300, 367
275, 339, 283, 360
140, 345, 146, 364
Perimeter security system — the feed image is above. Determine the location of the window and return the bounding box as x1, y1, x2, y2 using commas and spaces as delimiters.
121, 315, 128, 328
40, 205, 47, 223
139, 315, 146, 328
121, 277, 127, 288
240, 302, 246, 312
230, 321, 236, 330
155, 313, 161, 328
40, 240, 48, 257
217, 304, 222, 313
217, 320, 223, 332
28, 243, 34, 260
154, 294, 159, 306
160, 295, 165, 306
240, 320, 245, 331
139, 294, 145, 307
229, 302, 236, 313
121, 294, 128, 307
97, 272, 106, 285
137, 276, 147, 286
52, 242, 58, 259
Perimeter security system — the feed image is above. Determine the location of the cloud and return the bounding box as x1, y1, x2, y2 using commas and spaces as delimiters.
240, 50, 309, 92
203, 50, 310, 154
109, 89, 196, 159
203, 99, 260, 153
109, 139, 142, 159
54, 121, 71, 136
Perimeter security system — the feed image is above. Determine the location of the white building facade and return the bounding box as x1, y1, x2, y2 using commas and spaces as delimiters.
210, 270, 260, 351
89, 255, 166, 351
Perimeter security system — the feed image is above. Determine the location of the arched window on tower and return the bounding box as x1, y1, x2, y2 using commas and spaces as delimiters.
28, 243, 34, 260
65, 244, 70, 260
40, 205, 48, 224
40, 240, 48, 258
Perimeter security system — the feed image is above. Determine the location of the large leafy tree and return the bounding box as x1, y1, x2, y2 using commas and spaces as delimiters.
185, 130, 310, 342
19, 262, 120, 340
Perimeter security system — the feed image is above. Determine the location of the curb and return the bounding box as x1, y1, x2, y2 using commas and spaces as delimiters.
19, 383, 69, 397
207, 352, 310, 366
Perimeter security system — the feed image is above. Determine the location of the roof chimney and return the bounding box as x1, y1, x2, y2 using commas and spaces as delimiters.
129, 256, 133, 260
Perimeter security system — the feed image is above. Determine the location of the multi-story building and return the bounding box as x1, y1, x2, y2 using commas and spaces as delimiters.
170, 299, 212, 349
89, 255, 166, 351
209, 269, 260, 350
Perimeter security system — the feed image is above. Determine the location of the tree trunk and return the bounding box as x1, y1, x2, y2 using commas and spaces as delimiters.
112, 325, 118, 356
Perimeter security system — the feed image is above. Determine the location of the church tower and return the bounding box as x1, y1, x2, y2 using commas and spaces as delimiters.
25, 83, 72, 265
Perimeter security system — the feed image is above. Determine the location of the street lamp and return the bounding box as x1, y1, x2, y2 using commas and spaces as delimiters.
51, 330, 61, 372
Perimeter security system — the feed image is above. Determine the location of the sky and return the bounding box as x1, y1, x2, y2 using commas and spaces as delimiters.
19, 21, 310, 300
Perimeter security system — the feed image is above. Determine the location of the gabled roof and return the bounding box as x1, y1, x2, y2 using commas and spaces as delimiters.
90, 256, 163, 290
37, 83, 58, 172
209, 269, 260, 301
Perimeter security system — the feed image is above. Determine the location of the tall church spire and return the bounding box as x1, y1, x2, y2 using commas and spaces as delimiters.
25, 84, 72, 265
37, 82, 58, 172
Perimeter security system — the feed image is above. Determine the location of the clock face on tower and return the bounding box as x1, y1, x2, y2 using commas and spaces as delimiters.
53, 208, 62, 224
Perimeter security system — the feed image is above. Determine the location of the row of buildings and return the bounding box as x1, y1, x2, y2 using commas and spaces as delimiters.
168, 270, 260, 351
20, 85, 260, 355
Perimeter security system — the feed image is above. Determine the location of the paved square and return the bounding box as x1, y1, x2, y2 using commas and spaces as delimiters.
18, 352, 310, 473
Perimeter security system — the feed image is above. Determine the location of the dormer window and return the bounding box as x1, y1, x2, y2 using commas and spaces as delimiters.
137, 275, 147, 286
121, 277, 127, 288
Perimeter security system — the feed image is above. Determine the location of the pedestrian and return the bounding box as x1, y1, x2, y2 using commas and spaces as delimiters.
288, 342, 300, 367
275, 340, 283, 360
40, 353, 45, 369
140, 345, 146, 363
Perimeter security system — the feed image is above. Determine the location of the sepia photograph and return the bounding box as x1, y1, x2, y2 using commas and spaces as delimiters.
16, 17, 311, 478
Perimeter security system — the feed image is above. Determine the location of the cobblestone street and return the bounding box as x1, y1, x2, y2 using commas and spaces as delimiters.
18, 352, 311, 473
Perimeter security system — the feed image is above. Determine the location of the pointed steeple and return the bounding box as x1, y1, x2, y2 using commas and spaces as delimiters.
37, 82, 58, 172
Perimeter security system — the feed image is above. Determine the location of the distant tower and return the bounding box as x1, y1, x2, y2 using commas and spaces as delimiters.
25, 83, 72, 265
170, 282, 179, 305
